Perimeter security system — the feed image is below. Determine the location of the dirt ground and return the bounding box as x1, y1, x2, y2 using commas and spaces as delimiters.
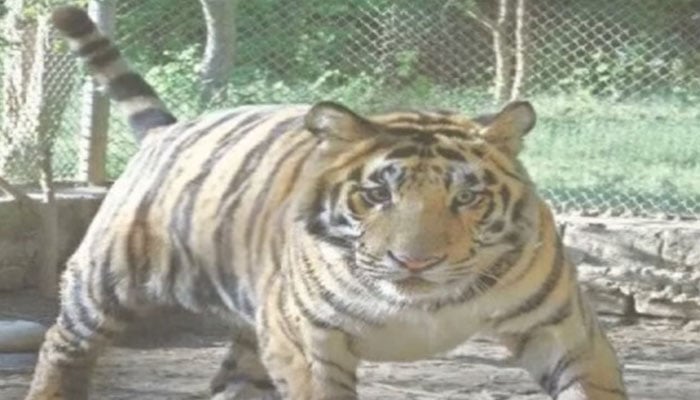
1, 290, 699, 400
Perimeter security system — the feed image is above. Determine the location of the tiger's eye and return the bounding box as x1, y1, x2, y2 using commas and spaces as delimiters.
363, 186, 392, 205
454, 189, 479, 207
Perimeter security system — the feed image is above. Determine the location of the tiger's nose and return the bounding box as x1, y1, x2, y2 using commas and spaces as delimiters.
387, 251, 445, 271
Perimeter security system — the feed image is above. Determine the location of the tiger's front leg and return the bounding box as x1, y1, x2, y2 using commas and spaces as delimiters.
209, 326, 280, 400
500, 289, 627, 400
257, 282, 359, 400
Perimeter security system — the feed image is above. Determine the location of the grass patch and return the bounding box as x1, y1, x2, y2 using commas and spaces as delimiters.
51, 77, 700, 217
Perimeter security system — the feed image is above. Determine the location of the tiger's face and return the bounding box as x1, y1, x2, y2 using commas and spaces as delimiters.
301, 101, 537, 296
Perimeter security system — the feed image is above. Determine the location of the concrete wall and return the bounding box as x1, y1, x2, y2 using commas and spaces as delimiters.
562, 217, 700, 319
1, 190, 698, 319
0, 188, 105, 291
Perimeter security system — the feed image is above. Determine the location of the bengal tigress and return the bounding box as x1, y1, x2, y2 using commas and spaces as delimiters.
26, 6, 627, 400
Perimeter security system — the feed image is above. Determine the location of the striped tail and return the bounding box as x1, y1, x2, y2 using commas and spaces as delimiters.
51, 6, 177, 141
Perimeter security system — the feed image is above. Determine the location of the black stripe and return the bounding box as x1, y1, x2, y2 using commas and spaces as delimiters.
328, 182, 344, 208
436, 146, 466, 162
189, 263, 224, 311
244, 137, 315, 278
128, 109, 177, 137
576, 287, 597, 339
326, 141, 387, 176
303, 180, 355, 251
303, 253, 382, 326
310, 354, 357, 393
170, 111, 267, 282
482, 168, 497, 185
123, 111, 246, 269
215, 115, 302, 216
89, 130, 172, 240
347, 166, 363, 182
276, 285, 304, 354
54, 9, 95, 38
53, 325, 85, 355
435, 129, 474, 139
499, 185, 511, 211
511, 333, 532, 360
511, 197, 526, 222
175, 110, 268, 240
243, 118, 314, 262
69, 268, 115, 340
343, 254, 413, 308
385, 146, 420, 159
83, 126, 186, 311
552, 374, 583, 399
289, 280, 337, 329
487, 220, 505, 233
108, 72, 159, 101
410, 133, 438, 145
127, 113, 244, 288
77, 38, 111, 56
125, 218, 148, 285
490, 158, 523, 183
427, 246, 525, 312
495, 241, 565, 325
213, 115, 302, 298
97, 243, 135, 322
543, 347, 584, 395
471, 147, 486, 158
88, 47, 121, 68
52, 341, 89, 360
311, 354, 358, 384
523, 298, 573, 336
481, 192, 497, 221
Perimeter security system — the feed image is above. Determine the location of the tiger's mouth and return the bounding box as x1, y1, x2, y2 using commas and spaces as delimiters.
393, 275, 436, 291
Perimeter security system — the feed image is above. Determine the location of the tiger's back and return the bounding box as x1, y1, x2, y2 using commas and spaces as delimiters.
25, 6, 627, 400
74, 105, 314, 317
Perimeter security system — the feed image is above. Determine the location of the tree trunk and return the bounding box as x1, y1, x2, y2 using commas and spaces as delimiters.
493, 0, 512, 104
463, 0, 513, 104
78, 0, 116, 186
198, 0, 237, 107
509, 0, 528, 100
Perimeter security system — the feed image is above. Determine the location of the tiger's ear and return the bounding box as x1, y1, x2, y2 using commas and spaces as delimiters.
305, 101, 376, 144
477, 101, 536, 157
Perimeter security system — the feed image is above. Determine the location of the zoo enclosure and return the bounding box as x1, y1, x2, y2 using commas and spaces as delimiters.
1, 0, 699, 218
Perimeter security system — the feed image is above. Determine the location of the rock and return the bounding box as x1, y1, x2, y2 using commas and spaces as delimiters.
683, 320, 700, 332
560, 217, 700, 320
0, 320, 46, 352
0, 266, 25, 291
662, 227, 700, 268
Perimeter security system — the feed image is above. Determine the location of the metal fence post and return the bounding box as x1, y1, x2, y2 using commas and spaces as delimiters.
78, 0, 117, 186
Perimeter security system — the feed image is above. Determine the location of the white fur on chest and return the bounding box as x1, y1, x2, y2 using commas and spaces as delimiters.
352, 305, 482, 362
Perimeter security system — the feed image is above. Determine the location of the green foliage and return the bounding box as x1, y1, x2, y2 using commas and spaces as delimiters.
22, 0, 88, 18
42, 0, 700, 216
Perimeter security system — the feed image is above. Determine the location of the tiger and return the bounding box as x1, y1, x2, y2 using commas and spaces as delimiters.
25, 5, 627, 400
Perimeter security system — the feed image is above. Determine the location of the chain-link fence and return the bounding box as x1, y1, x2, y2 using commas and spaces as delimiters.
1, 0, 699, 218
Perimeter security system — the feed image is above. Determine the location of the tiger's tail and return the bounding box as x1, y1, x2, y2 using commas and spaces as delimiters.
51, 6, 177, 140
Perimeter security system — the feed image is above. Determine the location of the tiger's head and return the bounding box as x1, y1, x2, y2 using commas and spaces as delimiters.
299, 101, 540, 297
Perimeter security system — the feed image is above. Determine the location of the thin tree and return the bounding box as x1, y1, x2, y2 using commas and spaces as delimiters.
463, 0, 530, 104
198, 0, 237, 107
78, 0, 116, 186
509, 0, 528, 100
